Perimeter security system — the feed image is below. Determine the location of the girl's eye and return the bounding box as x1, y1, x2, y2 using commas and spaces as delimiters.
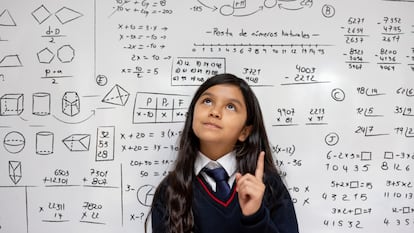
226, 104, 236, 111
202, 98, 212, 105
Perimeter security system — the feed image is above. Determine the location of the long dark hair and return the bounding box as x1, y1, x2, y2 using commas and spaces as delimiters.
147, 73, 278, 233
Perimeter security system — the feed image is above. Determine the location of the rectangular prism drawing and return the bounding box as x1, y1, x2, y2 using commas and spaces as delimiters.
0, 93, 24, 116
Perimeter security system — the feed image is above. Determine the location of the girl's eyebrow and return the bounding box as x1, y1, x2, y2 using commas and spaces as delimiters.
200, 91, 244, 107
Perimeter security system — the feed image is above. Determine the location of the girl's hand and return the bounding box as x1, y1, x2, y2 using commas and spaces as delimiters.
235, 151, 266, 216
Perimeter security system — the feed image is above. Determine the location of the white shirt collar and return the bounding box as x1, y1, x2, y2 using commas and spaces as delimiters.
194, 150, 237, 178
194, 151, 237, 191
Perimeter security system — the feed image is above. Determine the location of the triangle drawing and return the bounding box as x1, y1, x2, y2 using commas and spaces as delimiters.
0, 9, 16, 26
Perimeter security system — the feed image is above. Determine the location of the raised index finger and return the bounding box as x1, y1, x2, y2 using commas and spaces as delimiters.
255, 151, 265, 181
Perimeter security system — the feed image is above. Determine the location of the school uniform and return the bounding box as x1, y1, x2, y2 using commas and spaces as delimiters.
151, 151, 299, 233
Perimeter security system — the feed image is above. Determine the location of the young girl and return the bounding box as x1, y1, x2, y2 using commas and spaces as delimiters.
146, 73, 299, 233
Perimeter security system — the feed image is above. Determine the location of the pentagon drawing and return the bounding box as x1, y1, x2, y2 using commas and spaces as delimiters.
37, 48, 55, 64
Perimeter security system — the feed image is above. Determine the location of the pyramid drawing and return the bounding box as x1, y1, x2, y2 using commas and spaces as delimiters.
102, 84, 130, 106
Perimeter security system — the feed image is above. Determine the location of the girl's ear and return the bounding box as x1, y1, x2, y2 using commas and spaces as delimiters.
238, 125, 252, 142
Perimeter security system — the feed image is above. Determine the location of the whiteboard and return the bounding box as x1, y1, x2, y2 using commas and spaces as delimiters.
0, 0, 413, 232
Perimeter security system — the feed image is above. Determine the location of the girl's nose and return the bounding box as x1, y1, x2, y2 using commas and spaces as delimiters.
209, 108, 221, 119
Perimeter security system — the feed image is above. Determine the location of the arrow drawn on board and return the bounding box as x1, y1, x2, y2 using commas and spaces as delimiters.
197, 0, 218, 11
53, 110, 95, 124
234, 6, 264, 17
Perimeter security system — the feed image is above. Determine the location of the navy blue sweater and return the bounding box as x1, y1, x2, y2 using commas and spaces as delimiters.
150, 173, 299, 233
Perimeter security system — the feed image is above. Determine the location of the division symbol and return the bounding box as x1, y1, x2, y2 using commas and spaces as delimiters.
3, 131, 25, 154
0, 55, 23, 67
102, 84, 130, 106
0, 9, 17, 26
31, 5, 52, 24
137, 185, 156, 207
62, 134, 91, 151
8, 161, 22, 184
55, 7, 83, 24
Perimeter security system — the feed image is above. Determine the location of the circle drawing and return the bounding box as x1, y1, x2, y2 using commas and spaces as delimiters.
137, 184, 156, 207
3, 131, 26, 154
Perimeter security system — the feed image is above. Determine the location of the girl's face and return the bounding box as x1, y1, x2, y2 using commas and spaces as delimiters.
192, 84, 252, 159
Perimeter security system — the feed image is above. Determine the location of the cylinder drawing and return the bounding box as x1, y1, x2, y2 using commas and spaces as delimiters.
36, 131, 54, 155
32, 92, 51, 116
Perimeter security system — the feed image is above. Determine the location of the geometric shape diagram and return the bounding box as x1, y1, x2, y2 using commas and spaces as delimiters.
36, 131, 54, 155
57, 45, 74, 63
55, 7, 83, 24
0, 9, 17, 26
3, 131, 25, 154
0, 93, 24, 116
62, 134, 90, 151
32, 92, 51, 116
37, 48, 55, 64
0, 54, 23, 67
137, 185, 156, 207
62, 91, 80, 116
8, 161, 22, 185
102, 84, 130, 106
31, 5, 52, 24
